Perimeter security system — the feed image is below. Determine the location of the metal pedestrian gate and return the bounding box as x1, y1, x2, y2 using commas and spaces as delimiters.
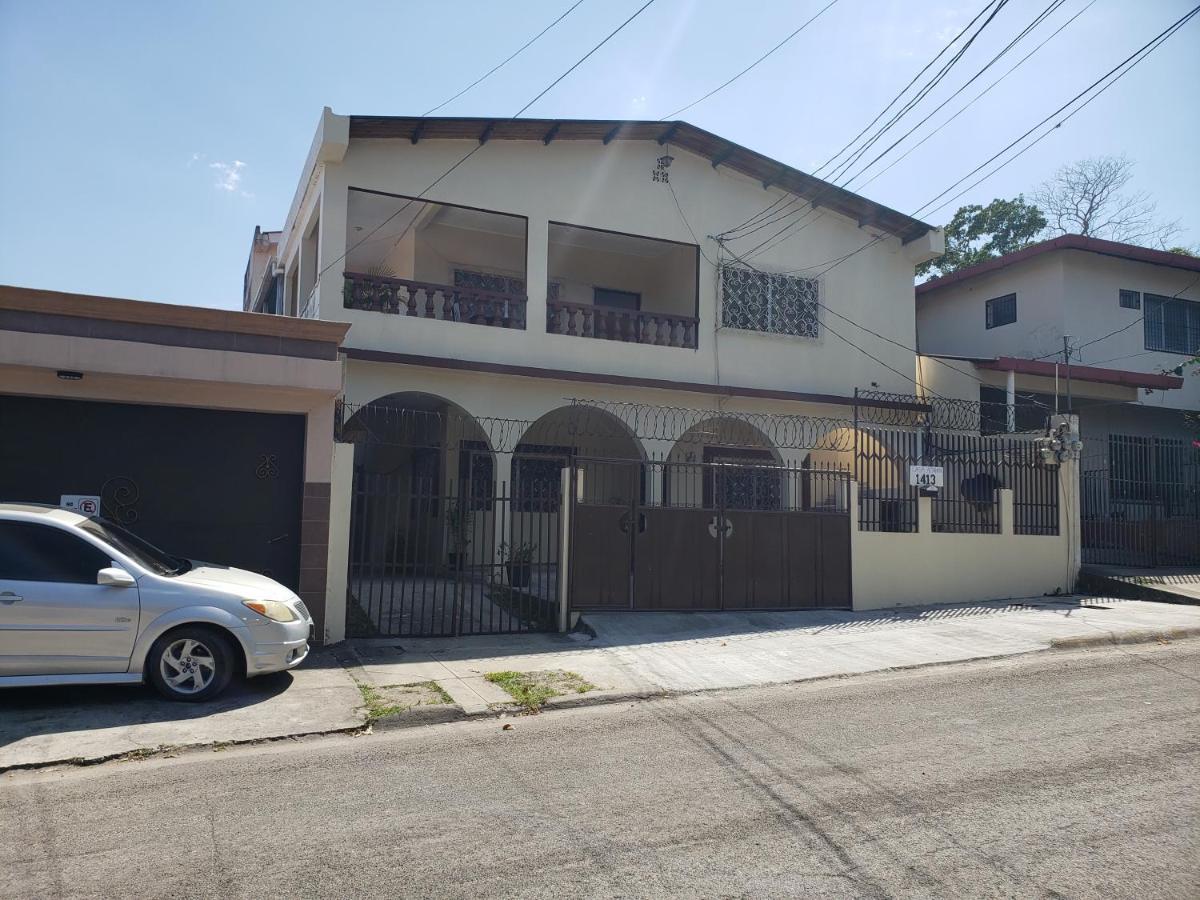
346, 464, 562, 637
1081, 434, 1200, 567
570, 458, 852, 611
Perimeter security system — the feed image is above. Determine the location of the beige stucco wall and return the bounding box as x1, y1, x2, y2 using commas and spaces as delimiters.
293, 114, 936, 401
324, 441, 355, 644
850, 471, 1079, 611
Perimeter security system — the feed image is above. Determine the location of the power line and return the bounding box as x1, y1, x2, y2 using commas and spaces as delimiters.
317, 0, 658, 284
749, 1, 1198, 275
658, 0, 841, 120
854, 0, 1097, 193
422, 1, 586, 116
735, 0, 1080, 260
1030, 275, 1200, 361
810, 0, 1003, 179
726, 0, 1097, 262
838, 0, 1067, 190
824, 0, 1015, 185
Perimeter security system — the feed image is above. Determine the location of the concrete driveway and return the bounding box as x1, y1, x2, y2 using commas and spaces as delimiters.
0, 652, 363, 771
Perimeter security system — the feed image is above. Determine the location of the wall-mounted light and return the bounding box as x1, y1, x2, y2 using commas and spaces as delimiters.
56, 370, 83, 381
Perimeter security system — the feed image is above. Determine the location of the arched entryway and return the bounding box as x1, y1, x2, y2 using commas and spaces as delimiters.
568, 410, 852, 614
340, 392, 543, 638
509, 404, 646, 611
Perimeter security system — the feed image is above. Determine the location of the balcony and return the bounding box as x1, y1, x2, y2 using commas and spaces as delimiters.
545, 221, 700, 350
343, 272, 526, 328
341, 189, 701, 346
546, 299, 697, 347
343, 187, 529, 331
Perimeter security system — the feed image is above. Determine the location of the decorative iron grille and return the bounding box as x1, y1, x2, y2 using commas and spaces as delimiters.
720, 265, 819, 338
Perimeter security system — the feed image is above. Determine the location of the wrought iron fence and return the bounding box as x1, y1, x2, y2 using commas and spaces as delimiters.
855, 427, 920, 532
347, 471, 561, 638
1081, 434, 1200, 566
856, 427, 1059, 535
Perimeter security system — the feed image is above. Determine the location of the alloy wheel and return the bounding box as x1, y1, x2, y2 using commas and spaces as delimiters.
159, 638, 217, 695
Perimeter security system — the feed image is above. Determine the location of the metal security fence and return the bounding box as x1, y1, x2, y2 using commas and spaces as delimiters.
855, 427, 920, 532
856, 428, 1059, 536
1081, 434, 1200, 567
347, 470, 561, 638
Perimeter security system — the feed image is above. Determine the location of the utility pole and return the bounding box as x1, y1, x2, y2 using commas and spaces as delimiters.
1062, 335, 1073, 415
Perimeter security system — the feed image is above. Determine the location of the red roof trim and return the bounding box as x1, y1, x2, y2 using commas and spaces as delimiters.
917, 235, 1200, 295
977, 356, 1185, 391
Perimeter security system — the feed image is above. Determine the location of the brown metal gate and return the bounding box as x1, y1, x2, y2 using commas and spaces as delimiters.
570, 457, 852, 612
1082, 434, 1200, 567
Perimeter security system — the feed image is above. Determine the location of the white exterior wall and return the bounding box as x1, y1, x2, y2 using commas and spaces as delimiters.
291, 115, 935, 400
917, 250, 1200, 416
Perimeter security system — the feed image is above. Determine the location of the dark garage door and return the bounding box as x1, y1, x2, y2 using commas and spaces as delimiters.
0, 395, 305, 589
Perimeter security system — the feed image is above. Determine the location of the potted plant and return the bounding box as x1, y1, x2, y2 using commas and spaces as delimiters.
499, 541, 535, 588
446, 500, 474, 570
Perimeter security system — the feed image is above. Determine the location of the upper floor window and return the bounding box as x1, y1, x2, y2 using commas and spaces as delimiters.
985, 293, 1016, 329
1144, 293, 1200, 355
1119, 289, 1141, 310
720, 265, 819, 338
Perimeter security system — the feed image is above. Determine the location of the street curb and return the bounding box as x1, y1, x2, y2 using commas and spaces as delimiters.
1050, 626, 1200, 650
368, 704, 467, 730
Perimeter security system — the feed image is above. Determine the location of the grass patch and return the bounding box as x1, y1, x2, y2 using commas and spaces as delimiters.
484, 670, 596, 712
356, 680, 452, 723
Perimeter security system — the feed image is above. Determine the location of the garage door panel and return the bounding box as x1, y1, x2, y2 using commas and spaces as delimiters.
0, 396, 304, 590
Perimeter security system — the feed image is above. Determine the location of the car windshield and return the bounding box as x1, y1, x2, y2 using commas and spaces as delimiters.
79, 517, 192, 576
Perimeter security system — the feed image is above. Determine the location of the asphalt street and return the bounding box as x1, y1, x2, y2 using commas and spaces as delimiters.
3, 641, 1198, 899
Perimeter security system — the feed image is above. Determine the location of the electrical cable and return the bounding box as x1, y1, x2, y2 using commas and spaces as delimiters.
659, 0, 841, 120
316, 0, 658, 284
422, 1, 586, 116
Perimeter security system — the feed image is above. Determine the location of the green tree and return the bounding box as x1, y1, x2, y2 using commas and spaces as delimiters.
917, 196, 1046, 279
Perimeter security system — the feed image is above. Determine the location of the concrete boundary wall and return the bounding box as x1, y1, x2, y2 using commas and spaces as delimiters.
850, 466, 1079, 610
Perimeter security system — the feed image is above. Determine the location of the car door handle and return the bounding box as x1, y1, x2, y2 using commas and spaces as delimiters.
0, 591, 22, 604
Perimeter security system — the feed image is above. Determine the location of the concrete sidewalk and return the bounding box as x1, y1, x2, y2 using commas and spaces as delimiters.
0, 652, 363, 771
350, 597, 1200, 704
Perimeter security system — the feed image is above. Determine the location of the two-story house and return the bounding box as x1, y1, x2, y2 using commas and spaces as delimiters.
248, 109, 1094, 642
916, 235, 1199, 567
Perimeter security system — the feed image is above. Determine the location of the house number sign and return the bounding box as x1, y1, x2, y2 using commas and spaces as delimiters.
908, 465, 944, 491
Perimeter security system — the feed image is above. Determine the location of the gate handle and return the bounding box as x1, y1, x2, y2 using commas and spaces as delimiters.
0, 591, 22, 604
618, 512, 631, 534
638, 512, 647, 534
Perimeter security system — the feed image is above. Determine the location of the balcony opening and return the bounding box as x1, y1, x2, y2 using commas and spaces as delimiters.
343, 187, 529, 329
547, 222, 699, 349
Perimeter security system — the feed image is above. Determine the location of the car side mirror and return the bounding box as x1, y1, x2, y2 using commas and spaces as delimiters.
97, 567, 136, 588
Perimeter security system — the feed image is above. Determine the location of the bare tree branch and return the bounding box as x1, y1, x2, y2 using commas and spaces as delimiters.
1033, 155, 1181, 248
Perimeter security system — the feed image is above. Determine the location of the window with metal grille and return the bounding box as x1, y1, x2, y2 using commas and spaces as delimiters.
985, 293, 1016, 329
1119, 289, 1141, 310
1144, 293, 1200, 354
720, 265, 819, 338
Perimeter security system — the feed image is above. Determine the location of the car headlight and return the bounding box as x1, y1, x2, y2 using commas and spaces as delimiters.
242, 599, 299, 623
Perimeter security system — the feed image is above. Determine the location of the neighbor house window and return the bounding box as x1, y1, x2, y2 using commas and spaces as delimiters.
720, 265, 819, 338
1119, 289, 1141, 310
985, 293, 1017, 329
1144, 293, 1200, 354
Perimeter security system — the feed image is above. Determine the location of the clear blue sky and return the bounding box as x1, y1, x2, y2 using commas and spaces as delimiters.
1, 0, 1197, 310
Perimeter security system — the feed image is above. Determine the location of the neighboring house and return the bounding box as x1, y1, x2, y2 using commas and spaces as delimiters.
244, 108, 1078, 641
243, 227, 282, 314
916, 236, 1200, 567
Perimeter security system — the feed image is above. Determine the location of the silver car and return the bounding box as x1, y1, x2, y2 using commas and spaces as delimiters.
0, 503, 313, 701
